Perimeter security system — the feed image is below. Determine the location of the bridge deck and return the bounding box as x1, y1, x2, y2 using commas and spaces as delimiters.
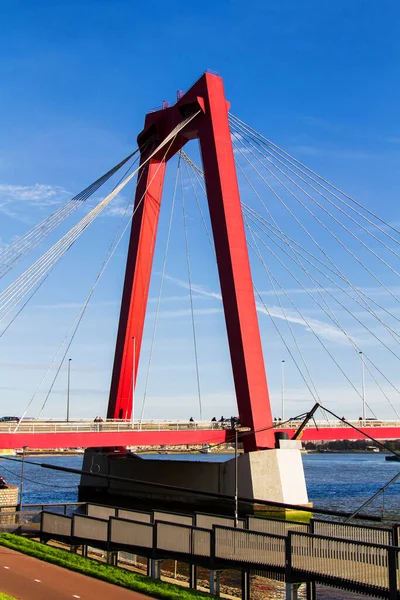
0, 420, 399, 449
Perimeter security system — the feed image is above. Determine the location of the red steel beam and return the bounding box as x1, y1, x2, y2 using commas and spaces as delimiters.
0, 426, 399, 450
108, 73, 274, 451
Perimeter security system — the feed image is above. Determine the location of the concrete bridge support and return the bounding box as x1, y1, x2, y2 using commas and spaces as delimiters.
80, 440, 308, 511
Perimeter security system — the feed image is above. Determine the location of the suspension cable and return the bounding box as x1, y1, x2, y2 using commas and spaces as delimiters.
179, 153, 203, 420
230, 115, 400, 259
231, 123, 400, 285
232, 137, 400, 333
231, 129, 400, 311
17, 134, 182, 425
0, 112, 200, 326
246, 217, 399, 418
0, 150, 139, 279
139, 158, 180, 422
229, 113, 400, 239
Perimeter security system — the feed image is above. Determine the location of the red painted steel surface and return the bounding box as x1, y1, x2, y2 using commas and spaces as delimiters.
108, 159, 166, 421
107, 73, 274, 450
1, 426, 398, 450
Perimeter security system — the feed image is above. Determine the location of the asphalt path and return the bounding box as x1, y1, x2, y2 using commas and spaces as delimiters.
0, 546, 153, 599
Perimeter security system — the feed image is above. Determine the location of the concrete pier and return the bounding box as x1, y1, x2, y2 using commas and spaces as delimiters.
79, 440, 308, 510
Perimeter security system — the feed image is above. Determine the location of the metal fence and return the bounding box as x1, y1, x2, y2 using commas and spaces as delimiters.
247, 515, 309, 536
153, 510, 194, 526
38, 510, 400, 598
156, 521, 192, 555
214, 526, 286, 568
116, 508, 152, 523
109, 516, 153, 551
72, 514, 108, 543
41, 511, 72, 538
86, 504, 117, 520
290, 531, 391, 591
195, 512, 245, 530
311, 518, 394, 546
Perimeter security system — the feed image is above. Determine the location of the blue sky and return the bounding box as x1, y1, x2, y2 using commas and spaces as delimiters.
0, 0, 400, 422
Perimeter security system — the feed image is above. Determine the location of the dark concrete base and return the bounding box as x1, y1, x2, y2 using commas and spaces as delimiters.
78, 445, 309, 514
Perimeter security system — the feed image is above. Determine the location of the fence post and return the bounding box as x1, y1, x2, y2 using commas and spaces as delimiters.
306, 581, 316, 600
189, 525, 197, 590
241, 570, 251, 600
285, 533, 292, 582
210, 570, 221, 597
285, 533, 299, 600
189, 564, 197, 590
392, 525, 399, 548
388, 547, 398, 600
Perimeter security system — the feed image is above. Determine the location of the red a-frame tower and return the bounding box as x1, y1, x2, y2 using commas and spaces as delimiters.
107, 72, 274, 451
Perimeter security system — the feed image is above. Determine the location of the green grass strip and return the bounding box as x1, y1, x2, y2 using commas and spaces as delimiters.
0, 594, 16, 600
0, 534, 214, 600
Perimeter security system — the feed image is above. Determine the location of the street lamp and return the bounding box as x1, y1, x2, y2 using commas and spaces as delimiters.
359, 351, 366, 421
234, 425, 251, 527
281, 360, 285, 421
132, 336, 136, 424
67, 358, 72, 423
19, 446, 28, 512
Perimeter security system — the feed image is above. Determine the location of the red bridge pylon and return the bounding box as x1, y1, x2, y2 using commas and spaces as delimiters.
107, 72, 274, 451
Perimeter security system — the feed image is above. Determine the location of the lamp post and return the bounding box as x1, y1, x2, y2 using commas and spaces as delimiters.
19, 446, 28, 512
132, 336, 136, 424
281, 359, 285, 421
234, 425, 251, 527
67, 358, 72, 423
359, 351, 366, 421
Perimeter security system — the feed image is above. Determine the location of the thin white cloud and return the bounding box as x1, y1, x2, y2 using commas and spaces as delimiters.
166, 274, 347, 343
0, 183, 70, 222
154, 308, 222, 319
31, 300, 118, 310
0, 183, 69, 206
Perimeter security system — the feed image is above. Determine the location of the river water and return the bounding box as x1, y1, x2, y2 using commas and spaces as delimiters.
1, 452, 399, 599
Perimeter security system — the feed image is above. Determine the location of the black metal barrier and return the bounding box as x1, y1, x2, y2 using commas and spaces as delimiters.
39, 508, 400, 598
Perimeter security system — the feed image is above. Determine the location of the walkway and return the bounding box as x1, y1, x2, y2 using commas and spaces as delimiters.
0, 546, 152, 600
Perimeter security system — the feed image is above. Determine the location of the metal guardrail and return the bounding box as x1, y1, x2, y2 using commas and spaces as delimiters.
3, 418, 400, 435
195, 512, 245, 530
110, 516, 153, 551
289, 531, 393, 592
38, 507, 400, 598
214, 526, 286, 567
247, 515, 309, 536
86, 504, 116, 520
153, 510, 194, 527
0, 420, 226, 434
311, 518, 394, 546
73, 514, 108, 544
116, 508, 152, 523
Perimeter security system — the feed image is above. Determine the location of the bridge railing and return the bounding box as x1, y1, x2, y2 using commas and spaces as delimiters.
311, 518, 394, 546
109, 516, 153, 555
195, 512, 245, 530
72, 514, 108, 546
247, 515, 310, 536
38, 509, 400, 597
116, 507, 152, 523
41, 511, 72, 539
289, 530, 393, 593
213, 525, 286, 568
0, 419, 227, 434
153, 509, 194, 526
